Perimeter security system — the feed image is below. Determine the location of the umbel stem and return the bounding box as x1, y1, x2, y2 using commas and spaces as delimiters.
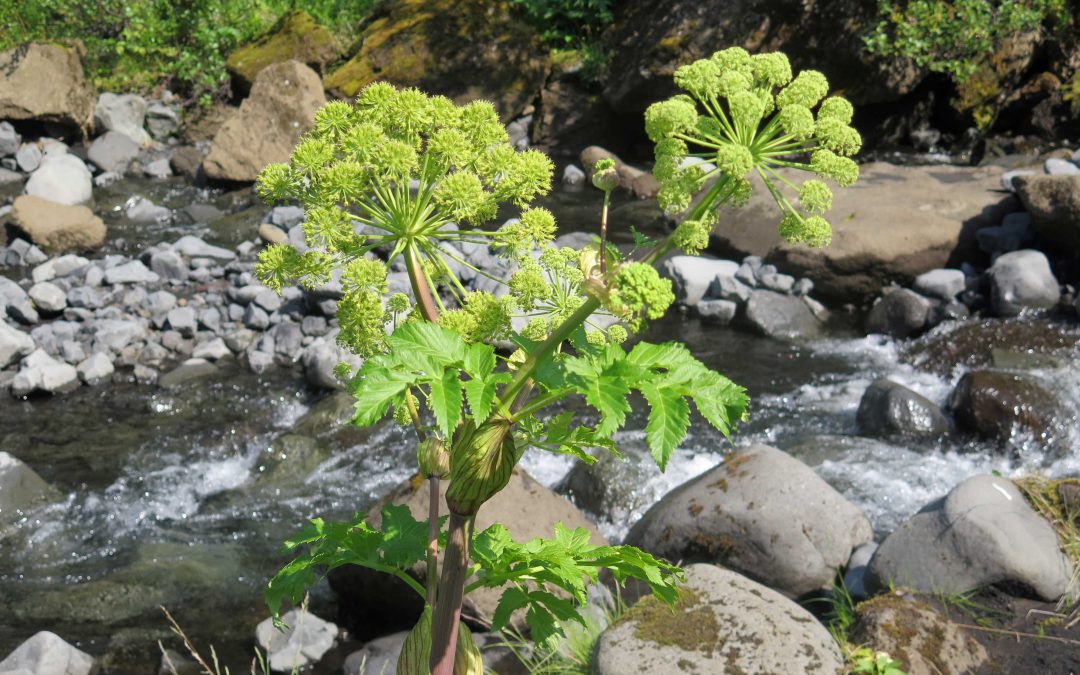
430, 512, 474, 675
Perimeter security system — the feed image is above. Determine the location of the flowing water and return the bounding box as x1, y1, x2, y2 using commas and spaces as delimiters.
1, 181, 1079, 671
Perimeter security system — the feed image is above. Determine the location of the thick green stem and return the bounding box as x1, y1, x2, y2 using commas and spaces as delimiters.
426, 476, 439, 608
405, 244, 440, 324
599, 191, 611, 277
430, 512, 474, 675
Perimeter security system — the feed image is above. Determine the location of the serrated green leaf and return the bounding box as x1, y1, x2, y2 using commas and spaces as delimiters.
389, 321, 467, 367
525, 603, 560, 650
350, 364, 416, 427
378, 503, 430, 568
641, 383, 690, 471
463, 372, 510, 424
428, 368, 463, 437
491, 587, 530, 631
463, 342, 497, 379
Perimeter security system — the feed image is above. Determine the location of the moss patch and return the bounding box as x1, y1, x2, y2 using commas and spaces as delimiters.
226, 10, 339, 90
622, 588, 721, 655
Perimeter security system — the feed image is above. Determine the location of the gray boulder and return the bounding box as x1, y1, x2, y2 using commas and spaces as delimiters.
11, 349, 80, 396
28, 282, 66, 314
24, 154, 92, 206
94, 92, 150, 146
0, 321, 35, 368
146, 102, 179, 140
165, 307, 197, 338
625, 444, 873, 597
301, 335, 363, 390
16, 143, 42, 172
743, 289, 824, 339
912, 268, 965, 301
867, 475, 1073, 601
662, 256, 738, 306
342, 632, 407, 675
76, 353, 114, 385
143, 157, 172, 178
988, 249, 1059, 316
865, 287, 932, 338
32, 255, 89, 283
92, 319, 146, 352
87, 130, 139, 174
254, 608, 337, 673
192, 338, 230, 361
125, 196, 171, 222
0, 630, 93, 675
949, 370, 1063, 446
695, 298, 736, 324
595, 564, 845, 675
856, 378, 949, 439
149, 250, 188, 282
0, 121, 18, 156
104, 260, 159, 285
173, 235, 234, 261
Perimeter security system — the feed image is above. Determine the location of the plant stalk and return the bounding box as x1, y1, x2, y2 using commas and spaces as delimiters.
600, 190, 610, 277
426, 475, 439, 608
430, 512, 474, 675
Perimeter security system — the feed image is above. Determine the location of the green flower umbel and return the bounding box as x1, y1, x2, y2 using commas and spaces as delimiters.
646, 48, 861, 251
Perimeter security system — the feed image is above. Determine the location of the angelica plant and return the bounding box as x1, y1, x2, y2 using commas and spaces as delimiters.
260, 51, 857, 675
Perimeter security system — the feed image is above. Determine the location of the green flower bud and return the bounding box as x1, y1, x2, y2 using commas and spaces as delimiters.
342, 257, 388, 294
256, 163, 292, 203
711, 47, 753, 75
446, 418, 521, 516
585, 329, 606, 346
341, 122, 386, 164
729, 90, 766, 130
608, 262, 675, 331
458, 100, 509, 148
313, 100, 356, 140
644, 96, 698, 141
810, 149, 859, 187
674, 218, 711, 254
728, 177, 753, 206
319, 161, 368, 205
606, 324, 628, 344
434, 171, 496, 223
336, 288, 390, 356
815, 117, 863, 156
716, 70, 753, 98
657, 181, 692, 214
591, 157, 620, 192
428, 94, 460, 128
653, 155, 681, 182
779, 210, 832, 247
354, 82, 398, 124
520, 316, 550, 341
778, 104, 815, 140
655, 138, 688, 161
798, 179, 833, 213
388, 293, 411, 314
417, 436, 451, 478
256, 243, 304, 293
373, 139, 419, 181
291, 137, 335, 176
509, 259, 550, 310
695, 115, 725, 139
674, 58, 722, 99
751, 52, 792, 87
427, 127, 476, 172
817, 96, 854, 124
333, 361, 355, 383
496, 149, 554, 206
714, 144, 754, 178
776, 70, 829, 110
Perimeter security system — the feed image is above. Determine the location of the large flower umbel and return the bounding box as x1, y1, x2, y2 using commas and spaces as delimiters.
646, 48, 861, 253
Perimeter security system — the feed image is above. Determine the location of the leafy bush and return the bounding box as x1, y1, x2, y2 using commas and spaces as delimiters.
509, 0, 613, 44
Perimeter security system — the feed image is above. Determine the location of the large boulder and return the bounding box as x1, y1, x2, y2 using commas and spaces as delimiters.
0, 42, 94, 131
93, 93, 151, 146
202, 60, 326, 182
11, 348, 80, 396
595, 564, 845, 675
624, 444, 873, 597
0, 630, 94, 675
322, 0, 547, 121
856, 378, 949, 439
709, 163, 1018, 303
987, 249, 1060, 317
226, 10, 340, 93
743, 289, 824, 339
864, 287, 933, 338
865, 474, 1073, 600
87, 130, 139, 174
0, 321, 35, 368
948, 370, 1064, 446
8, 196, 106, 252
24, 154, 93, 205
1013, 173, 1080, 250
661, 255, 738, 306
328, 468, 606, 632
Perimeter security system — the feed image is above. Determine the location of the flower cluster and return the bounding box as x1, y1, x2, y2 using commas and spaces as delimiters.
645, 48, 860, 251
255, 83, 556, 354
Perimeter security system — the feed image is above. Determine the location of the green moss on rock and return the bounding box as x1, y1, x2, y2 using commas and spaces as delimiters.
226, 10, 339, 92
622, 589, 721, 654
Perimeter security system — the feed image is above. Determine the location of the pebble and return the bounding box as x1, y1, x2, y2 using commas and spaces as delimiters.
28, 282, 67, 313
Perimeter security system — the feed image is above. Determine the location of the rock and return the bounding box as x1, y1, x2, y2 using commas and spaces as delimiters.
329, 468, 606, 632
104, 260, 159, 285
856, 378, 948, 439
149, 250, 189, 282
165, 307, 198, 338
850, 594, 988, 675
0, 166, 22, 185
7, 299, 39, 325
323, 0, 546, 121
562, 163, 586, 186
0, 121, 18, 156
743, 289, 824, 340
0, 630, 94, 675
170, 146, 205, 181
1013, 174, 1080, 251
203, 60, 327, 182
580, 146, 656, 198
125, 196, 171, 222
16, 143, 42, 173
1001, 168, 1037, 192
912, 268, 965, 301
595, 564, 845, 675
143, 157, 172, 178
146, 103, 180, 140
94, 92, 151, 146
24, 154, 93, 205
759, 271, 795, 293
159, 358, 219, 388
243, 304, 270, 330
270, 205, 305, 229
226, 10, 340, 93
258, 223, 288, 245
87, 130, 139, 173
695, 298, 736, 324
843, 542, 878, 600
28, 282, 66, 314
192, 338, 230, 361
625, 445, 873, 597
0, 321, 35, 368
300, 336, 362, 389
253, 287, 282, 312
949, 370, 1062, 445
173, 235, 235, 261
708, 163, 1017, 303
92, 319, 146, 352
866, 475, 1073, 600
865, 287, 932, 338
0, 43, 94, 130
342, 632, 407, 675
1044, 157, 1080, 176
11, 349, 80, 396
76, 352, 114, 386
661, 256, 738, 306
987, 249, 1059, 317
0, 451, 60, 522
9, 196, 105, 253
254, 608, 337, 673
32, 255, 89, 283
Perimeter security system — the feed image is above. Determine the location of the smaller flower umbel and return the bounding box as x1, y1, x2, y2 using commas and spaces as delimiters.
646, 48, 861, 253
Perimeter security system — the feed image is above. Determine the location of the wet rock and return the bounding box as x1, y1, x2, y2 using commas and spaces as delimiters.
25, 153, 93, 206
866, 475, 1073, 600
28, 282, 66, 314
857, 378, 948, 440
744, 289, 824, 340
203, 60, 326, 182
695, 298, 736, 324
865, 287, 932, 338
988, 249, 1060, 316
850, 594, 987, 675
104, 260, 159, 285
255, 608, 337, 673
87, 130, 139, 174
76, 352, 114, 386
661, 256, 738, 306
0, 630, 94, 675
912, 268, 965, 301
0, 43, 94, 130
159, 358, 219, 388
901, 317, 1080, 376
94, 92, 150, 146
949, 370, 1062, 444
342, 632, 407, 675
11, 349, 80, 396
0, 321, 35, 368
625, 445, 873, 597
595, 564, 844, 675
10, 196, 105, 253
558, 446, 656, 525
125, 196, 171, 222
173, 235, 234, 261
59, 340, 86, 365
0, 451, 59, 521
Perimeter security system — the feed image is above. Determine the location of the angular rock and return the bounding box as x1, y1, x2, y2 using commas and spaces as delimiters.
93, 319, 146, 352
94, 92, 151, 146
856, 378, 948, 439
203, 60, 326, 182
744, 289, 824, 340
192, 338, 230, 361
149, 250, 189, 282
32, 254, 90, 283
661, 256, 738, 306
243, 304, 270, 330
28, 282, 66, 314
165, 307, 198, 338
988, 249, 1060, 317
1014, 174, 1080, 250
0, 630, 93, 675
146, 103, 179, 140
11, 348, 80, 395
254, 608, 337, 673
300, 335, 362, 389
0, 43, 94, 129
342, 632, 407, 675
76, 352, 114, 386
87, 130, 139, 173
0, 121, 18, 156
865, 287, 932, 338
24, 154, 93, 206
170, 146, 205, 181
912, 268, 966, 301
173, 235, 234, 261
10, 196, 105, 253
104, 260, 159, 285
143, 157, 172, 178
0, 452, 60, 522
595, 564, 845, 675
625, 445, 873, 597
0, 321, 35, 368
866, 475, 1073, 600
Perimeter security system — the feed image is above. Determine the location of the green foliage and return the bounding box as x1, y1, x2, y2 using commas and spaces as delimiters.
865, 0, 1069, 82
848, 647, 906, 675
647, 48, 860, 251
509, 0, 613, 45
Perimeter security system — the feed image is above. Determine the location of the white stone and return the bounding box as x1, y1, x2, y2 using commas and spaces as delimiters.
254, 609, 338, 672
562, 163, 586, 186
76, 352, 114, 385
125, 196, 171, 222
173, 235, 234, 261
94, 92, 151, 146
0, 631, 93, 675
11, 349, 79, 396
192, 338, 230, 361
31, 255, 90, 283
0, 321, 35, 368
104, 261, 160, 285
28, 282, 66, 313
913, 268, 966, 301
24, 154, 92, 205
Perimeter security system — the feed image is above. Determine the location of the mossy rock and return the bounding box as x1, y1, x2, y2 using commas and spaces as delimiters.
226, 9, 340, 93
323, 0, 547, 121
